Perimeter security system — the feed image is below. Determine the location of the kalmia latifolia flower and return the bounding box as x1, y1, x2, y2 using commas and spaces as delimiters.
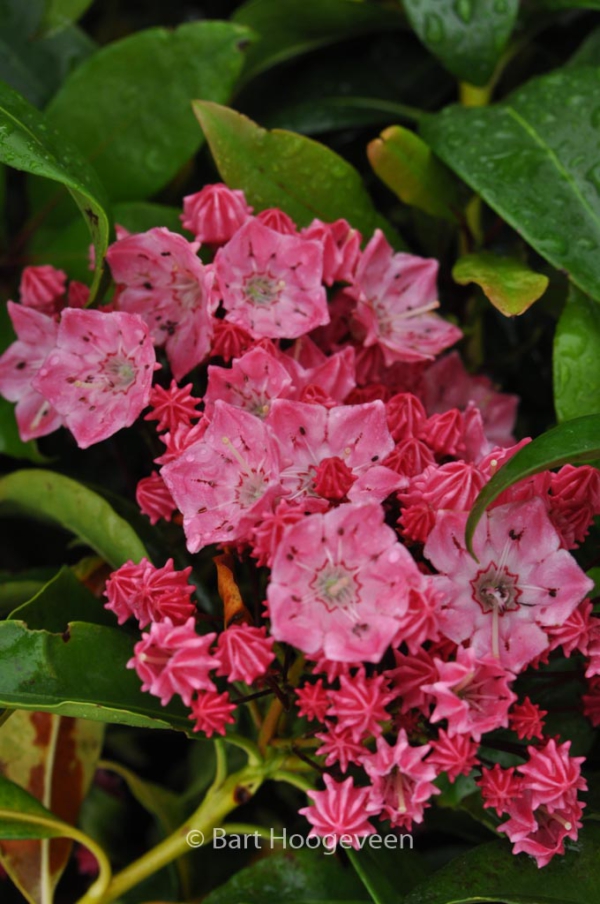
5, 191, 592, 869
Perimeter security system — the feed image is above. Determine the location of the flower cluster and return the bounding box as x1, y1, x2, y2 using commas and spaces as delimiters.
2, 184, 598, 868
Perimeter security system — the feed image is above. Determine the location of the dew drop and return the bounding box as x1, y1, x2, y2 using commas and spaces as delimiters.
424, 13, 444, 43
454, 0, 472, 23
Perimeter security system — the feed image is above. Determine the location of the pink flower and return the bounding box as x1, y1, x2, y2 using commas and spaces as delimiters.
256, 208, 297, 234
299, 775, 375, 845
352, 230, 462, 365
34, 308, 156, 448
547, 598, 593, 658
327, 669, 394, 742
427, 730, 478, 783
268, 399, 394, 503
423, 647, 516, 741
181, 183, 252, 244
301, 218, 361, 286
363, 730, 439, 829
204, 347, 293, 419
189, 689, 237, 737
214, 219, 329, 339
20, 265, 67, 316
424, 499, 594, 672
145, 380, 201, 434
209, 319, 253, 362
386, 392, 427, 441
389, 648, 437, 713
107, 228, 212, 381
128, 618, 219, 706
104, 558, 195, 627
267, 502, 421, 663
498, 791, 584, 868
478, 765, 521, 815
136, 472, 176, 524
518, 739, 586, 812
315, 726, 366, 772
509, 698, 547, 741
162, 401, 283, 552
277, 339, 356, 404
0, 302, 62, 441
296, 679, 330, 723
216, 624, 275, 684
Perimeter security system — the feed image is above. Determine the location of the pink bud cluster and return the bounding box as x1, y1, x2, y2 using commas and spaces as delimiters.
3, 184, 598, 868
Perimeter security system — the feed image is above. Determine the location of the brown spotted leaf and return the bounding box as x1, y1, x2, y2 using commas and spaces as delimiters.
0, 712, 104, 904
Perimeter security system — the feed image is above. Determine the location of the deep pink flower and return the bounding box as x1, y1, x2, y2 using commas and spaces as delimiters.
34, 308, 156, 448
478, 765, 521, 815
136, 472, 176, 525
189, 689, 237, 737
214, 219, 329, 339
296, 679, 330, 723
209, 319, 254, 362
181, 183, 252, 244
162, 401, 283, 552
519, 739, 586, 812
267, 502, 421, 662
145, 380, 201, 434
299, 775, 375, 845
386, 392, 427, 441
204, 347, 292, 419
107, 227, 212, 381
268, 399, 393, 503
256, 208, 297, 234
20, 265, 67, 316
393, 582, 442, 653
427, 730, 478, 783
327, 669, 394, 742
104, 558, 195, 627
301, 218, 361, 286
363, 730, 439, 829
0, 302, 61, 441
389, 648, 437, 713
399, 461, 486, 544
216, 624, 275, 684
249, 499, 318, 568
498, 791, 584, 868
547, 464, 600, 548
424, 647, 516, 741
509, 698, 547, 741
384, 438, 435, 479
315, 726, 366, 772
128, 618, 219, 706
424, 499, 594, 672
276, 339, 356, 404
352, 230, 462, 365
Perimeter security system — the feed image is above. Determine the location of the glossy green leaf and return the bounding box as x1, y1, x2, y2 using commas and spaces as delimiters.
554, 285, 600, 421
465, 413, 600, 554
368, 125, 459, 221
0, 773, 66, 840
452, 252, 549, 316
537, 0, 600, 8
193, 101, 399, 242
0, 470, 147, 568
203, 848, 370, 904
9, 566, 115, 631
348, 844, 426, 904
568, 27, 600, 67
422, 67, 600, 301
0, 398, 45, 463
0, 79, 109, 298
0, 0, 95, 107
404, 824, 600, 903
36, 22, 250, 216
40, 0, 93, 36
30, 201, 184, 283
402, 0, 519, 86
99, 760, 184, 835
232, 0, 402, 81
0, 619, 191, 731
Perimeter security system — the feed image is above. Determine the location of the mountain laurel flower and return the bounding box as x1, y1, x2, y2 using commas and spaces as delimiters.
189, 689, 237, 738
33, 308, 156, 448
299, 775, 375, 845
214, 219, 329, 339
216, 624, 275, 684
104, 558, 195, 627
136, 472, 176, 525
181, 183, 252, 245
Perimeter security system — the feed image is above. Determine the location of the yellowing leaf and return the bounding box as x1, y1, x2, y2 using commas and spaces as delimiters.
452, 251, 548, 316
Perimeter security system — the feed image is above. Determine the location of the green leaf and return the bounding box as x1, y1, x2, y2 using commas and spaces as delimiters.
9, 566, 115, 631
0, 0, 95, 107
0, 619, 191, 731
368, 125, 459, 222
537, 0, 600, 8
402, 0, 519, 87
568, 27, 600, 68
36, 22, 250, 215
193, 101, 399, 243
452, 251, 549, 316
98, 760, 184, 835
0, 398, 45, 463
465, 413, 600, 554
348, 844, 426, 904
421, 67, 600, 301
554, 284, 600, 421
0, 711, 103, 904
0, 79, 109, 298
40, 0, 93, 36
0, 469, 147, 568
404, 824, 600, 903
232, 0, 402, 81
203, 848, 370, 904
